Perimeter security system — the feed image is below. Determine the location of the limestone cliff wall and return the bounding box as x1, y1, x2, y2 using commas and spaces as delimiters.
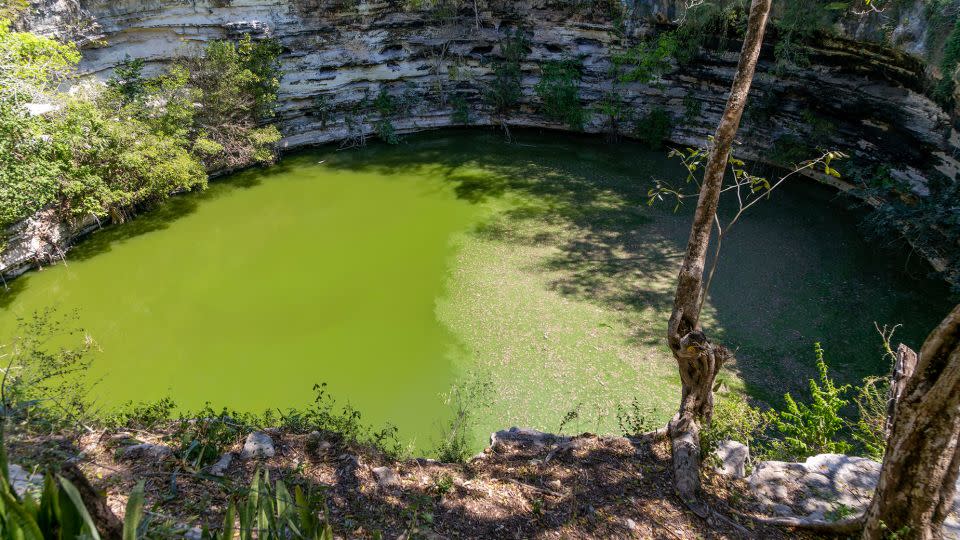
7, 0, 960, 282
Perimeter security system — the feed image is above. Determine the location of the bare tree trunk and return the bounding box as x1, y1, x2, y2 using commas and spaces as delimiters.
666, 0, 772, 515
863, 304, 960, 540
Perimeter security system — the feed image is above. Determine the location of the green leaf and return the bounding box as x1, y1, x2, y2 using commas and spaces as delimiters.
58, 476, 103, 540
221, 501, 236, 540
0, 483, 44, 540
123, 481, 146, 540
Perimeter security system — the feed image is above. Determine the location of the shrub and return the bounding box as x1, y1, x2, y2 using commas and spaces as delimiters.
451, 94, 470, 125
180, 34, 283, 169
433, 373, 492, 462
635, 107, 673, 149
852, 376, 889, 460
767, 343, 852, 460
534, 58, 585, 130
616, 397, 658, 436
700, 392, 767, 458
613, 32, 677, 84
172, 405, 244, 468
594, 91, 631, 141
279, 383, 401, 458
483, 29, 528, 117
0, 309, 97, 432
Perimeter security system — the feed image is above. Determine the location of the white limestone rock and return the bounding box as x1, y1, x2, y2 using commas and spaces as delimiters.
241, 431, 275, 460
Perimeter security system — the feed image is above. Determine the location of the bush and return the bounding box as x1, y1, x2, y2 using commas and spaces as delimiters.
767, 343, 853, 460
451, 94, 470, 125
483, 29, 528, 117
534, 58, 585, 130
0, 27, 282, 231
635, 107, 673, 149
852, 377, 889, 460
0, 309, 97, 432
180, 34, 283, 169
700, 392, 767, 458
279, 383, 401, 458
616, 397, 658, 436
613, 32, 678, 84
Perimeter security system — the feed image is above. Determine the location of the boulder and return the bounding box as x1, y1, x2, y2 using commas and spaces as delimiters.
8, 464, 42, 497
208, 452, 234, 476
120, 443, 173, 461
372, 466, 400, 488
240, 432, 275, 460
712, 440, 749, 478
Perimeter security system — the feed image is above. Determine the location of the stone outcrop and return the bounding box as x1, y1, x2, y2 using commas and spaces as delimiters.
8, 0, 958, 283
748, 453, 960, 538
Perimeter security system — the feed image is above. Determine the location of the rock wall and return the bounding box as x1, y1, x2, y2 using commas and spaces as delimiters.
8, 0, 959, 282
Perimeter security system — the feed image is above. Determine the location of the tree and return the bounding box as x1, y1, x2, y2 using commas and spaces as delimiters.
664, 0, 772, 515
862, 304, 960, 539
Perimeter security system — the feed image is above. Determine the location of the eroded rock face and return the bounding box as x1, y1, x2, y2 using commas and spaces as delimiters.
10, 0, 958, 281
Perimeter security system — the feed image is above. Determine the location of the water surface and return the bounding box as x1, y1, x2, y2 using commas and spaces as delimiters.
1, 130, 953, 452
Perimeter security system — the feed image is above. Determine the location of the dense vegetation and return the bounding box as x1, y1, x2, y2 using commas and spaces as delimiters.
0, 17, 281, 237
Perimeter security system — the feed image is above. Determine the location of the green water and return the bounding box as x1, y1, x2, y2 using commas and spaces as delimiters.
1, 130, 954, 453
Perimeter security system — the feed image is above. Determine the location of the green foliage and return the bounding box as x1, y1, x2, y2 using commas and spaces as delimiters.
593, 91, 631, 141
451, 94, 470, 125
373, 88, 400, 144
0, 0, 28, 21
932, 16, 960, 108
767, 343, 853, 460
681, 93, 702, 126
535, 58, 585, 130
0, 28, 282, 230
700, 392, 768, 458
433, 373, 492, 463
483, 29, 529, 117
180, 34, 283, 169
855, 167, 960, 292
0, 426, 146, 540
279, 383, 401, 458
202, 469, 334, 540
613, 33, 677, 84
106, 56, 147, 104
0, 20, 80, 101
851, 377, 889, 460
51, 96, 207, 221
172, 406, 243, 468
634, 107, 673, 149
0, 309, 96, 432
616, 397, 658, 436
102, 398, 177, 431
672, 0, 749, 63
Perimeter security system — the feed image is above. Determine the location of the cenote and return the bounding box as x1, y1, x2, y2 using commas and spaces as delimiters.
0, 130, 953, 455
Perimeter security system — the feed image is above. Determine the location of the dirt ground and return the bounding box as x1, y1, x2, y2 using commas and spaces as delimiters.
8, 426, 827, 539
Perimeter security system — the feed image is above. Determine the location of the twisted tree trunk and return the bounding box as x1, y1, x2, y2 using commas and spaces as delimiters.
863, 304, 960, 540
666, 0, 772, 515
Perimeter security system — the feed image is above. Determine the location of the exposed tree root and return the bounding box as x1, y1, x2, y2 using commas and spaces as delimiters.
750, 513, 864, 534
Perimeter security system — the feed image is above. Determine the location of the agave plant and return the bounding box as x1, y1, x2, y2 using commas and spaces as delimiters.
203, 468, 333, 540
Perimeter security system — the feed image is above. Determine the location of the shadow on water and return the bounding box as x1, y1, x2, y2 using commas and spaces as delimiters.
322, 128, 957, 403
